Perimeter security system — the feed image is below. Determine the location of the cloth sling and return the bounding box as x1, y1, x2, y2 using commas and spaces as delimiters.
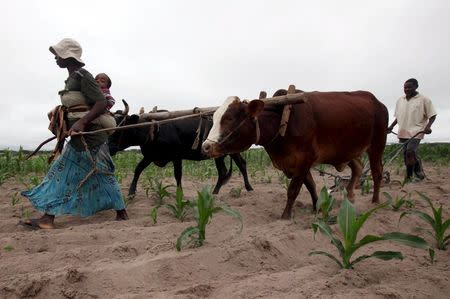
47, 91, 116, 163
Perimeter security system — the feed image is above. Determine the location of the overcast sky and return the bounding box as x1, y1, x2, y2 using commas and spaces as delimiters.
1, 0, 449, 150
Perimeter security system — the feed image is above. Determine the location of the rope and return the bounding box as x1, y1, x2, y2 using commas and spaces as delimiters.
71, 110, 216, 137
191, 116, 203, 150
76, 136, 114, 190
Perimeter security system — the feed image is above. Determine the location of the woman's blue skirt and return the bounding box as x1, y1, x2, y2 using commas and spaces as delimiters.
21, 143, 125, 217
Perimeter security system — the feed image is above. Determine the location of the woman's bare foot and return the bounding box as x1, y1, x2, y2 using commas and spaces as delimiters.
21, 214, 55, 229
115, 209, 129, 221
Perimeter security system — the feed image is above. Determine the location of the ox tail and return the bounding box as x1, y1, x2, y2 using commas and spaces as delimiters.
372, 93, 389, 128
380, 98, 389, 128
223, 155, 233, 184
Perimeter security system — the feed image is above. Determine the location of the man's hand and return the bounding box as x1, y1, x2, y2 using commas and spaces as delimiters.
387, 120, 397, 134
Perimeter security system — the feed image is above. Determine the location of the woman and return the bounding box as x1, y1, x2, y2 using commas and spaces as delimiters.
21, 38, 128, 229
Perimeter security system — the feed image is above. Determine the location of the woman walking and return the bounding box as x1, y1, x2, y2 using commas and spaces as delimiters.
21, 38, 128, 229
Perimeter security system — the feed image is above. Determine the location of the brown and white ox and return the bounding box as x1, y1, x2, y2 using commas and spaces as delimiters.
202, 90, 388, 219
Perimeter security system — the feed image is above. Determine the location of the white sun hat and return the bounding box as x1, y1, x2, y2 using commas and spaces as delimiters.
49, 38, 85, 66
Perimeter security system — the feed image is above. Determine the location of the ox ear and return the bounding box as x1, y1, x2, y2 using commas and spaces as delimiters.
247, 100, 265, 118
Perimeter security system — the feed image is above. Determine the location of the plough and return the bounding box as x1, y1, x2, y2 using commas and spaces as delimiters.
317, 131, 425, 192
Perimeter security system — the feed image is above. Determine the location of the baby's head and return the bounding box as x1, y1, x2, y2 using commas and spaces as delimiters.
95, 73, 112, 89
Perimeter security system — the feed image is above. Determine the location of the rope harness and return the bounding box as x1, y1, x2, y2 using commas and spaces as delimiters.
207, 116, 260, 146
76, 136, 114, 190
191, 116, 204, 150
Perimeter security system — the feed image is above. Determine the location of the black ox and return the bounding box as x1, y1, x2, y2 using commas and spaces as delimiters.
109, 105, 253, 197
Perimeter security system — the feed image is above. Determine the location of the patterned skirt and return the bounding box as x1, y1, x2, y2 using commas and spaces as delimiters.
21, 143, 125, 217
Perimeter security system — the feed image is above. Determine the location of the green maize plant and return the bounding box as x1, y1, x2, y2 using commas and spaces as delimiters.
278, 172, 290, 191
21, 206, 30, 220
150, 206, 158, 224
383, 191, 414, 211
317, 164, 327, 176
176, 186, 243, 251
310, 198, 431, 269
115, 170, 125, 184
3, 245, 14, 252
183, 159, 216, 180
400, 191, 450, 250
29, 175, 41, 187
315, 187, 337, 224
229, 187, 242, 198
360, 176, 372, 195
0, 172, 11, 186
145, 179, 174, 205
10, 192, 20, 207
151, 187, 192, 223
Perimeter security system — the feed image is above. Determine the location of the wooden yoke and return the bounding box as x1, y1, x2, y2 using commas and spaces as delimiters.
279, 85, 296, 136
139, 106, 217, 122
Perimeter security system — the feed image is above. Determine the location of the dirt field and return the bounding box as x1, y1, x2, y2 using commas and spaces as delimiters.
1, 163, 449, 298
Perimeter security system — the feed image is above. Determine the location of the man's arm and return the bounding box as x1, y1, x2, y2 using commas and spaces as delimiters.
423, 115, 436, 134
387, 119, 397, 133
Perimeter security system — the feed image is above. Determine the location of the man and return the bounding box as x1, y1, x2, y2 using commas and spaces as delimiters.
387, 78, 437, 181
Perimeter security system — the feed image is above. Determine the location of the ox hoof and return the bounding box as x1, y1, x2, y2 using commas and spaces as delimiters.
127, 193, 136, 200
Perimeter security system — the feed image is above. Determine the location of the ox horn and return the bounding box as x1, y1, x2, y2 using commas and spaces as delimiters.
122, 99, 129, 115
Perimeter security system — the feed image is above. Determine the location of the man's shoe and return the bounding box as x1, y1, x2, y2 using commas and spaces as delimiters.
414, 160, 425, 180
415, 172, 425, 181
403, 176, 413, 185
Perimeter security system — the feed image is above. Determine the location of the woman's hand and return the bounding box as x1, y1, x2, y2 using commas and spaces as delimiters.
68, 119, 86, 136
67, 101, 107, 136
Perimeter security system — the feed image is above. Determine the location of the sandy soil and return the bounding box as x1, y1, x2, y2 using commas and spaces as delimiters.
0, 162, 449, 299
